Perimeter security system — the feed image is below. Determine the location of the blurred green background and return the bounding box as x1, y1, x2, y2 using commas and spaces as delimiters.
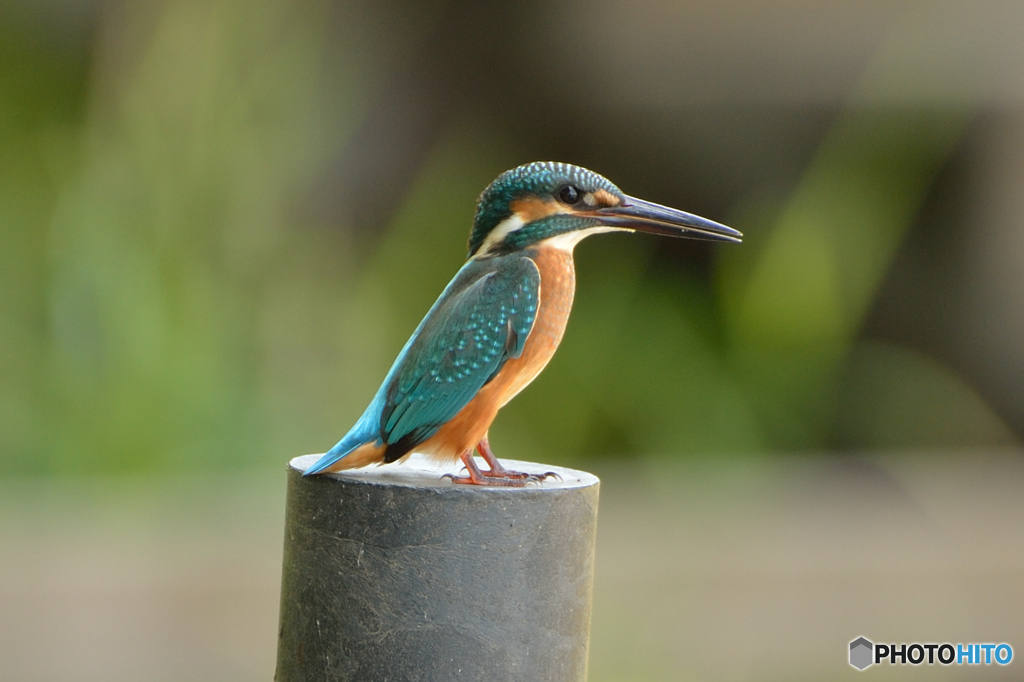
3, 0, 1019, 476
2, 0, 1023, 680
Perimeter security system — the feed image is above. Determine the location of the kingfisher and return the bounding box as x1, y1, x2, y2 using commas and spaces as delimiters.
305, 161, 741, 485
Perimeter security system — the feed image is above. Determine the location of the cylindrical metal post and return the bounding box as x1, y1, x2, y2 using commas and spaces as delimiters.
275, 455, 600, 682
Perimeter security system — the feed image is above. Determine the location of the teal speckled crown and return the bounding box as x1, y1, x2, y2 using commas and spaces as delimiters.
468, 162, 623, 256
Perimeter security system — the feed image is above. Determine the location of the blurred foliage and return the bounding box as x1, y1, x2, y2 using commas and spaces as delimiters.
0, 0, 1016, 476
720, 107, 969, 450
2, 0, 348, 473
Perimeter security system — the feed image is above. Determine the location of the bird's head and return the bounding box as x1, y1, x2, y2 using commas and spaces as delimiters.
467, 161, 741, 258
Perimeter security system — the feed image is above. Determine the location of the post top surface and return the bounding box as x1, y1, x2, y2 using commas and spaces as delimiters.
289, 453, 599, 490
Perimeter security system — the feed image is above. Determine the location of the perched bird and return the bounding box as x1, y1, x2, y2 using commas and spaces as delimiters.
305, 162, 741, 485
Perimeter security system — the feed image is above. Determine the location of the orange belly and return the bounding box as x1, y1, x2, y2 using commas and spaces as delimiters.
416, 245, 576, 462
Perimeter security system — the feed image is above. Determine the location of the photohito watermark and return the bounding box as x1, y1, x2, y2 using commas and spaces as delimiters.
849, 637, 1013, 670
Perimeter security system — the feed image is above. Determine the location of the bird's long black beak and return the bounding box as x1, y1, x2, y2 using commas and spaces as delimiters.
591, 195, 742, 243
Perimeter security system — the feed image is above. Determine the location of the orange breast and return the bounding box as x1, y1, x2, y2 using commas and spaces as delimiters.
492, 245, 576, 406
416, 245, 577, 461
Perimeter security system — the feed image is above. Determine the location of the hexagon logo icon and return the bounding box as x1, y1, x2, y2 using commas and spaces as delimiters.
850, 637, 874, 670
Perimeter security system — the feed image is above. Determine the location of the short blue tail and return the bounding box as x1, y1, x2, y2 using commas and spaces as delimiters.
305, 340, 402, 476
303, 415, 378, 476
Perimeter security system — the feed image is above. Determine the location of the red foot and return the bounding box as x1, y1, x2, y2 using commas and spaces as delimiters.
441, 441, 559, 487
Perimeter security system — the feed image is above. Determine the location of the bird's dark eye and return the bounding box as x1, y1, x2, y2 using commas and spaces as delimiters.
557, 185, 581, 204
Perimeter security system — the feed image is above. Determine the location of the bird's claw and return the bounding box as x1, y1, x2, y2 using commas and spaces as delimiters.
497, 470, 560, 485
442, 469, 559, 487
446, 443, 561, 486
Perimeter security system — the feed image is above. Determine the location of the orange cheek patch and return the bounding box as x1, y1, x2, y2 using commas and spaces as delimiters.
510, 197, 565, 223
592, 189, 621, 207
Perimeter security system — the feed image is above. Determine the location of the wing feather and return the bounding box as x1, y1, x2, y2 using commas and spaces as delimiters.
379, 255, 541, 450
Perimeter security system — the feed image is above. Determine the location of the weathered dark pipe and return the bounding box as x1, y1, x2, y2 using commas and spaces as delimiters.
276, 455, 600, 681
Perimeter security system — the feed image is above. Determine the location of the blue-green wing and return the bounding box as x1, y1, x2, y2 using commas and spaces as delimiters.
379, 256, 541, 453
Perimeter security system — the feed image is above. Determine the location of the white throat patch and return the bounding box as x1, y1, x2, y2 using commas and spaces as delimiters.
541, 226, 626, 252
